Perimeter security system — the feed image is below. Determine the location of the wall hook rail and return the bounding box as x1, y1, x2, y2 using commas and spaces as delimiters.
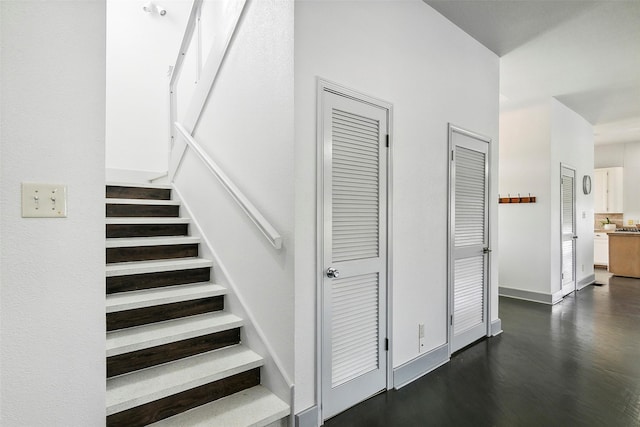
499, 193, 536, 204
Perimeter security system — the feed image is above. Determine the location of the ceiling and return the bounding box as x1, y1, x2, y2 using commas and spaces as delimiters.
424, 0, 640, 145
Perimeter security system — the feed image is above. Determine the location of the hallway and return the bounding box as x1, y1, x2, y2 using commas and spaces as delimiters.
326, 272, 640, 426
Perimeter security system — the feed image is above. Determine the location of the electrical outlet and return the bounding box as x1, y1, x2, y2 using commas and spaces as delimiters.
21, 183, 67, 218
418, 323, 425, 353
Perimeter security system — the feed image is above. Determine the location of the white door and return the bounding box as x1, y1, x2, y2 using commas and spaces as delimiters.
449, 126, 490, 354
561, 166, 577, 295
320, 87, 388, 420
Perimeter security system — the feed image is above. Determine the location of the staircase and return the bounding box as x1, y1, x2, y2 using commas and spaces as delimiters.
105, 183, 289, 426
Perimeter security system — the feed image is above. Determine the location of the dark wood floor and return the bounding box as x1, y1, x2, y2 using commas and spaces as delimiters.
325, 271, 640, 426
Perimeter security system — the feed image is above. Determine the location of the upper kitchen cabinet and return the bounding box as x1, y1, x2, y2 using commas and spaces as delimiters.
594, 167, 624, 213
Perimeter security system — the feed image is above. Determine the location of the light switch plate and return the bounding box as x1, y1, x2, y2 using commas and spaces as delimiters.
21, 183, 67, 218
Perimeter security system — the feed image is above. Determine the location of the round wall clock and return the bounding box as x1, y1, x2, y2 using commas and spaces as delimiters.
583, 175, 592, 195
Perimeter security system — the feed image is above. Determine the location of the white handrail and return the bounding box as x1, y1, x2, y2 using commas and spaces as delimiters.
168, 0, 202, 150
169, 0, 202, 90
166, 1, 290, 418
181, 0, 246, 134
174, 122, 283, 249
168, 0, 246, 144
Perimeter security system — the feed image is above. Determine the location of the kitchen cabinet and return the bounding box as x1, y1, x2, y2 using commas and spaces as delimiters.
608, 232, 640, 278
594, 167, 623, 213
594, 232, 609, 266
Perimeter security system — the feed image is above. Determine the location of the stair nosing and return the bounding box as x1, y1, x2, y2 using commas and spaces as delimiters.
106, 217, 190, 225
106, 345, 263, 415
106, 283, 226, 313
106, 258, 213, 277
147, 385, 290, 427
106, 236, 200, 248
106, 312, 243, 357
106, 182, 172, 190
106, 198, 180, 206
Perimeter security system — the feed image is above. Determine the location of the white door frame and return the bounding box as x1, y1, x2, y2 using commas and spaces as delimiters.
560, 164, 577, 296
315, 78, 393, 423
447, 124, 492, 355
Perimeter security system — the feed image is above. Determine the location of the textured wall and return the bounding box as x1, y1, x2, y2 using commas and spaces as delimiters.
1, 1, 106, 424
173, 0, 295, 402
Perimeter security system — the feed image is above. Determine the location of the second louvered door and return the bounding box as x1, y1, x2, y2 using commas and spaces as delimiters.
450, 126, 490, 353
321, 89, 388, 420
561, 166, 576, 295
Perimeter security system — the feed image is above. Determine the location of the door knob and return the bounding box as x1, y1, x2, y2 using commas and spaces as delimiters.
326, 267, 340, 278
483, 247, 492, 254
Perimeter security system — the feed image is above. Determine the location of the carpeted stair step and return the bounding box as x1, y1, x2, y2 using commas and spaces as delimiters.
106, 258, 213, 294
106, 281, 226, 331
107, 311, 242, 378
149, 385, 290, 427
107, 282, 226, 312
106, 345, 262, 426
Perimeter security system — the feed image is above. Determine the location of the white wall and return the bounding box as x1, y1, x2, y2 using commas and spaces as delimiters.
550, 99, 594, 292
106, 0, 191, 176
499, 101, 552, 294
0, 1, 106, 424
172, 0, 295, 398
595, 141, 640, 224
499, 99, 594, 298
295, 0, 499, 413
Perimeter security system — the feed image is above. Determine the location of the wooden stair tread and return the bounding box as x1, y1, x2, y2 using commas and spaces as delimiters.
107, 312, 243, 357
106, 345, 263, 415
106, 236, 200, 248
148, 385, 289, 427
107, 282, 225, 313
106, 258, 213, 277
106, 217, 190, 225
106, 198, 180, 206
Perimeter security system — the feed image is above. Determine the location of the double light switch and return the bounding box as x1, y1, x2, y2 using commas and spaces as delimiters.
21, 183, 67, 218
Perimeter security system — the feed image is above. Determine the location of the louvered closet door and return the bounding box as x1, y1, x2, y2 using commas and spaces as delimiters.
561, 166, 576, 295
321, 90, 388, 420
450, 128, 489, 353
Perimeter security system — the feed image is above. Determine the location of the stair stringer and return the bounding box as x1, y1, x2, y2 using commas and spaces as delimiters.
170, 184, 293, 419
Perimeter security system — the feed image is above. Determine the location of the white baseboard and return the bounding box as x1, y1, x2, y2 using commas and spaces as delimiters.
393, 343, 449, 389
577, 274, 596, 290
295, 405, 318, 427
551, 289, 564, 304
491, 318, 503, 336
499, 286, 563, 305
